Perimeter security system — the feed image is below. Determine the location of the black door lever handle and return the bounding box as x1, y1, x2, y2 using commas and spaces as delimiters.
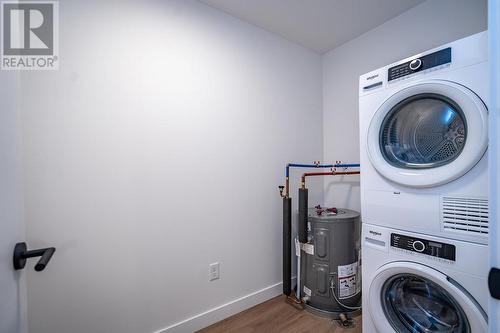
489, 267, 500, 300
13, 242, 56, 271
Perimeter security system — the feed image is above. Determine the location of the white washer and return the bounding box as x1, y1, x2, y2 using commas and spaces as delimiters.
359, 32, 489, 245
362, 223, 488, 333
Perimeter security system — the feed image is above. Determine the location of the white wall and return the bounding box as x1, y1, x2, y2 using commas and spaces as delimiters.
322, 0, 487, 211
19, 1, 323, 332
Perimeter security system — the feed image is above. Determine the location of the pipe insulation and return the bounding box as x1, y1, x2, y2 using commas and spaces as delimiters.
298, 188, 309, 243
283, 197, 292, 295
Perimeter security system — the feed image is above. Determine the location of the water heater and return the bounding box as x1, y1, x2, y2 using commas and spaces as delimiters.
300, 208, 361, 317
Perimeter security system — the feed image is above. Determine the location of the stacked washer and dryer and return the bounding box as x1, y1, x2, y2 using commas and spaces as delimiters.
359, 32, 489, 332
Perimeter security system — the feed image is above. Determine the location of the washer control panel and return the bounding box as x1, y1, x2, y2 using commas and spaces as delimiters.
390, 233, 456, 261
388, 47, 451, 81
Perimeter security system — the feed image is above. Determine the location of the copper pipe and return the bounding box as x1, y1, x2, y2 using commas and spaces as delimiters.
286, 294, 304, 307
284, 163, 338, 198
301, 171, 360, 188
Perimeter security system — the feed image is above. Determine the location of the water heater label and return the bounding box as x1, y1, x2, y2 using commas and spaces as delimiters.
303, 285, 312, 297
338, 262, 360, 299
301, 243, 314, 255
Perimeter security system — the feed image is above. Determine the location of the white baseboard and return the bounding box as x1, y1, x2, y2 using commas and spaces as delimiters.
154, 278, 296, 333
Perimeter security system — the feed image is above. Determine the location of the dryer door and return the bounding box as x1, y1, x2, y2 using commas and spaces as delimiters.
369, 262, 487, 333
367, 80, 488, 187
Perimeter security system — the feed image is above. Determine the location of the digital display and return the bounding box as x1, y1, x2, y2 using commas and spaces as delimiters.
428, 242, 442, 249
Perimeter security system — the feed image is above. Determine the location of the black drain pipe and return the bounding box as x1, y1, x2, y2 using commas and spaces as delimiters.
298, 187, 308, 243
282, 197, 292, 295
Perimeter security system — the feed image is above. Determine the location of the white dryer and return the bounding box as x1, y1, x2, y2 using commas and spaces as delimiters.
359, 32, 489, 244
362, 223, 488, 333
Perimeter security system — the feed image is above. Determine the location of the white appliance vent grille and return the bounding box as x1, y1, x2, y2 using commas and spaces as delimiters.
441, 197, 488, 236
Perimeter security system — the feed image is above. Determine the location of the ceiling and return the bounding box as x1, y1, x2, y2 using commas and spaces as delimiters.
199, 0, 426, 53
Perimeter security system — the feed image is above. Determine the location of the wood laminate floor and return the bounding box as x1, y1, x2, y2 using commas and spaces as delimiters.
197, 296, 362, 333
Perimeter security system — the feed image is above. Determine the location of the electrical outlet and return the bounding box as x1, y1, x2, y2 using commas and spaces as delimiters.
209, 262, 220, 281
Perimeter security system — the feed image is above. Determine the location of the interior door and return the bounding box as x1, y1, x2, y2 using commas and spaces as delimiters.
0, 73, 27, 333
488, 0, 500, 331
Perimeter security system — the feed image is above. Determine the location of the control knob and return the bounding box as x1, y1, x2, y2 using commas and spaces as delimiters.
409, 58, 422, 71
412, 240, 425, 252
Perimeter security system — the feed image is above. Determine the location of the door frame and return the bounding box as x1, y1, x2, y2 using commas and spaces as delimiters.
488, 0, 500, 332
0, 72, 27, 333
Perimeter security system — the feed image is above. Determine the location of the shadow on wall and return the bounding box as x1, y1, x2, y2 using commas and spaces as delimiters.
324, 178, 360, 209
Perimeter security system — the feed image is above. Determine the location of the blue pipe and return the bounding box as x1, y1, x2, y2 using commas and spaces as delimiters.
285, 163, 360, 177
334, 163, 360, 168
286, 163, 333, 177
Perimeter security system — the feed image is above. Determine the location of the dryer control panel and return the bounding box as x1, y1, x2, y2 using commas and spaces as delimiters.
388, 47, 451, 81
391, 233, 456, 261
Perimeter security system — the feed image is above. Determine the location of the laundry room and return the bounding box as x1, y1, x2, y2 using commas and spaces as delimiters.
1, 0, 499, 333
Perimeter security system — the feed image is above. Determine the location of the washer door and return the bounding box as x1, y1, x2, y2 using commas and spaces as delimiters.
369, 262, 487, 333
367, 80, 488, 187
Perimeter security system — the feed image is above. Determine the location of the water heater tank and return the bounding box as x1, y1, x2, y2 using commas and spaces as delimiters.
300, 208, 361, 317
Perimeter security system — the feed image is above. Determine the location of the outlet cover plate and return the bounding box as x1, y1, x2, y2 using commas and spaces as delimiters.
209, 262, 220, 281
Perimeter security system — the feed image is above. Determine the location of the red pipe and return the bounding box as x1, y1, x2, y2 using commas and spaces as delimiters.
301, 171, 360, 188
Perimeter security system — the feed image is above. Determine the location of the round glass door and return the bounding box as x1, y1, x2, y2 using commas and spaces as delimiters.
368, 262, 488, 333
366, 80, 488, 187
382, 274, 470, 333
380, 94, 467, 169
